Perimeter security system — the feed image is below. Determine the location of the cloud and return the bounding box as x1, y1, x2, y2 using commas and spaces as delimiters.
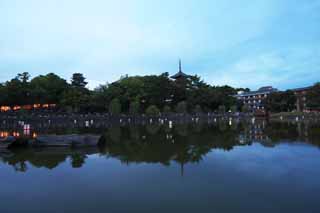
209, 44, 320, 90
0, 0, 319, 89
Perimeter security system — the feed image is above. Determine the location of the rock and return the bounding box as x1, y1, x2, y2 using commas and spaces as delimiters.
0, 136, 16, 150
0, 136, 16, 143
35, 134, 101, 147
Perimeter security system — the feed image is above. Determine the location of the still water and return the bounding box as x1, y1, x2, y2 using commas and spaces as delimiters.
1, 121, 320, 213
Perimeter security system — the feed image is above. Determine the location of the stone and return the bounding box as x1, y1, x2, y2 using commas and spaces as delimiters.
36, 134, 101, 147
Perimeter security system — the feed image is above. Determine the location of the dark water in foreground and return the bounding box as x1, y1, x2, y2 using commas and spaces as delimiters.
1, 121, 320, 213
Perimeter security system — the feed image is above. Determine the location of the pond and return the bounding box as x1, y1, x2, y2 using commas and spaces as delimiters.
1, 120, 320, 213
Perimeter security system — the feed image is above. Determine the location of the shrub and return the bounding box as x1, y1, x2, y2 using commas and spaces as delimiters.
109, 98, 121, 115
194, 105, 202, 114
218, 105, 226, 114
145, 105, 160, 116
129, 99, 140, 114
175, 101, 187, 114
163, 105, 171, 113
230, 105, 237, 113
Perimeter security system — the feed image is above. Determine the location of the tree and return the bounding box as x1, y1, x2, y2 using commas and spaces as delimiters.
5, 77, 31, 106
145, 105, 160, 116
241, 105, 250, 113
163, 105, 171, 114
230, 105, 237, 113
30, 73, 68, 104
109, 98, 121, 115
218, 105, 226, 114
306, 83, 320, 110
194, 105, 202, 114
264, 91, 296, 113
71, 73, 88, 88
61, 88, 90, 112
16, 72, 31, 83
176, 101, 187, 114
129, 99, 140, 115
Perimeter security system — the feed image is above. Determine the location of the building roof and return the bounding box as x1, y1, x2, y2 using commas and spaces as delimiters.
170, 60, 190, 79
290, 86, 313, 92
171, 71, 190, 79
235, 86, 278, 97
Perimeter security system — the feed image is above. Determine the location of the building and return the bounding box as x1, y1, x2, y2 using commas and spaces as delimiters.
170, 60, 190, 80
235, 86, 278, 112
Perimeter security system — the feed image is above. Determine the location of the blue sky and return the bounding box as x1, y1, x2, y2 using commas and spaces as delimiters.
0, 0, 319, 90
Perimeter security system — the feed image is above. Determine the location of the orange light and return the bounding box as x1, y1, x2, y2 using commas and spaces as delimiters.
33, 104, 41, 108
13, 132, 20, 137
32, 132, 37, 138
22, 105, 32, 110
13, 106, 21, 111
0, 106, 11, 112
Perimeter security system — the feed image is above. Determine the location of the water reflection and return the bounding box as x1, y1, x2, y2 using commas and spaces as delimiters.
1, 120, 320, 172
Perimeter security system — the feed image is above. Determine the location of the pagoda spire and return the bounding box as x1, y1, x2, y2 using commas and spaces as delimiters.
170, 59, 190, 79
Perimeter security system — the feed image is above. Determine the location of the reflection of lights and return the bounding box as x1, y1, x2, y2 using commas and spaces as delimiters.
13, 132, 20, 137
32, 132, 37, 138
0, 106, 11, 112
0, 131, 9, 138
23, 124, 31, 136
13, 106, 21, 110
33, 104, 41, 108
24, 129, 30, 136
23, 124, 31, 130
22, 105, 32, 110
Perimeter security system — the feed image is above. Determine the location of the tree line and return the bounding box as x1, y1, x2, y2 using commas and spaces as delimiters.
263, 83, 320, 113
0, 72, 318, 114
0, 72, 246, 114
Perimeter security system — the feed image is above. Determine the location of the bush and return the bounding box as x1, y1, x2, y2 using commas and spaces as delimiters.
218, 105, 226, 114
194, 105, 202, 114
176, 101, 187, 114
109, 98, 121, 115
145, 105, 160, 116
163, 105, 171, 113
230, 105, 237, 113
129, 99, 140, 114
241, 105, 250, 113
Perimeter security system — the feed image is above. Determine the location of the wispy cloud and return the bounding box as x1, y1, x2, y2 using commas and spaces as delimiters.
0, 0, 319, 89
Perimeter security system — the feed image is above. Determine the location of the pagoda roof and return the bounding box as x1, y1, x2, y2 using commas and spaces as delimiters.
170, 71, 190, 79
170, 59, 190, 79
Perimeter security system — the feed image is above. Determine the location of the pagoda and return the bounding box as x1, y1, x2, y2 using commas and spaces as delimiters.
170, 60, 190, 80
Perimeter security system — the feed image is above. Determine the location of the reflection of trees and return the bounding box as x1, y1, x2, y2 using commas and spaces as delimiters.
175, 123, 188, 137
129, 126, 140, 141
108, 127, 121, 143
308, 125, 320, 146
0, 148, 98, 172
101, 124, 240, 167
265, 122, 299, 142
2, 121, 320, 173
146, 124, 161, 135
71, 153, 87, 168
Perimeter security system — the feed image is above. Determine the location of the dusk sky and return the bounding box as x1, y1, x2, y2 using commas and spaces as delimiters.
1, 0, 319, 90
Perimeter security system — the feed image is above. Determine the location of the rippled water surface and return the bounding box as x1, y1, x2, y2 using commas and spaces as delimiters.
1, 121, 320, 213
